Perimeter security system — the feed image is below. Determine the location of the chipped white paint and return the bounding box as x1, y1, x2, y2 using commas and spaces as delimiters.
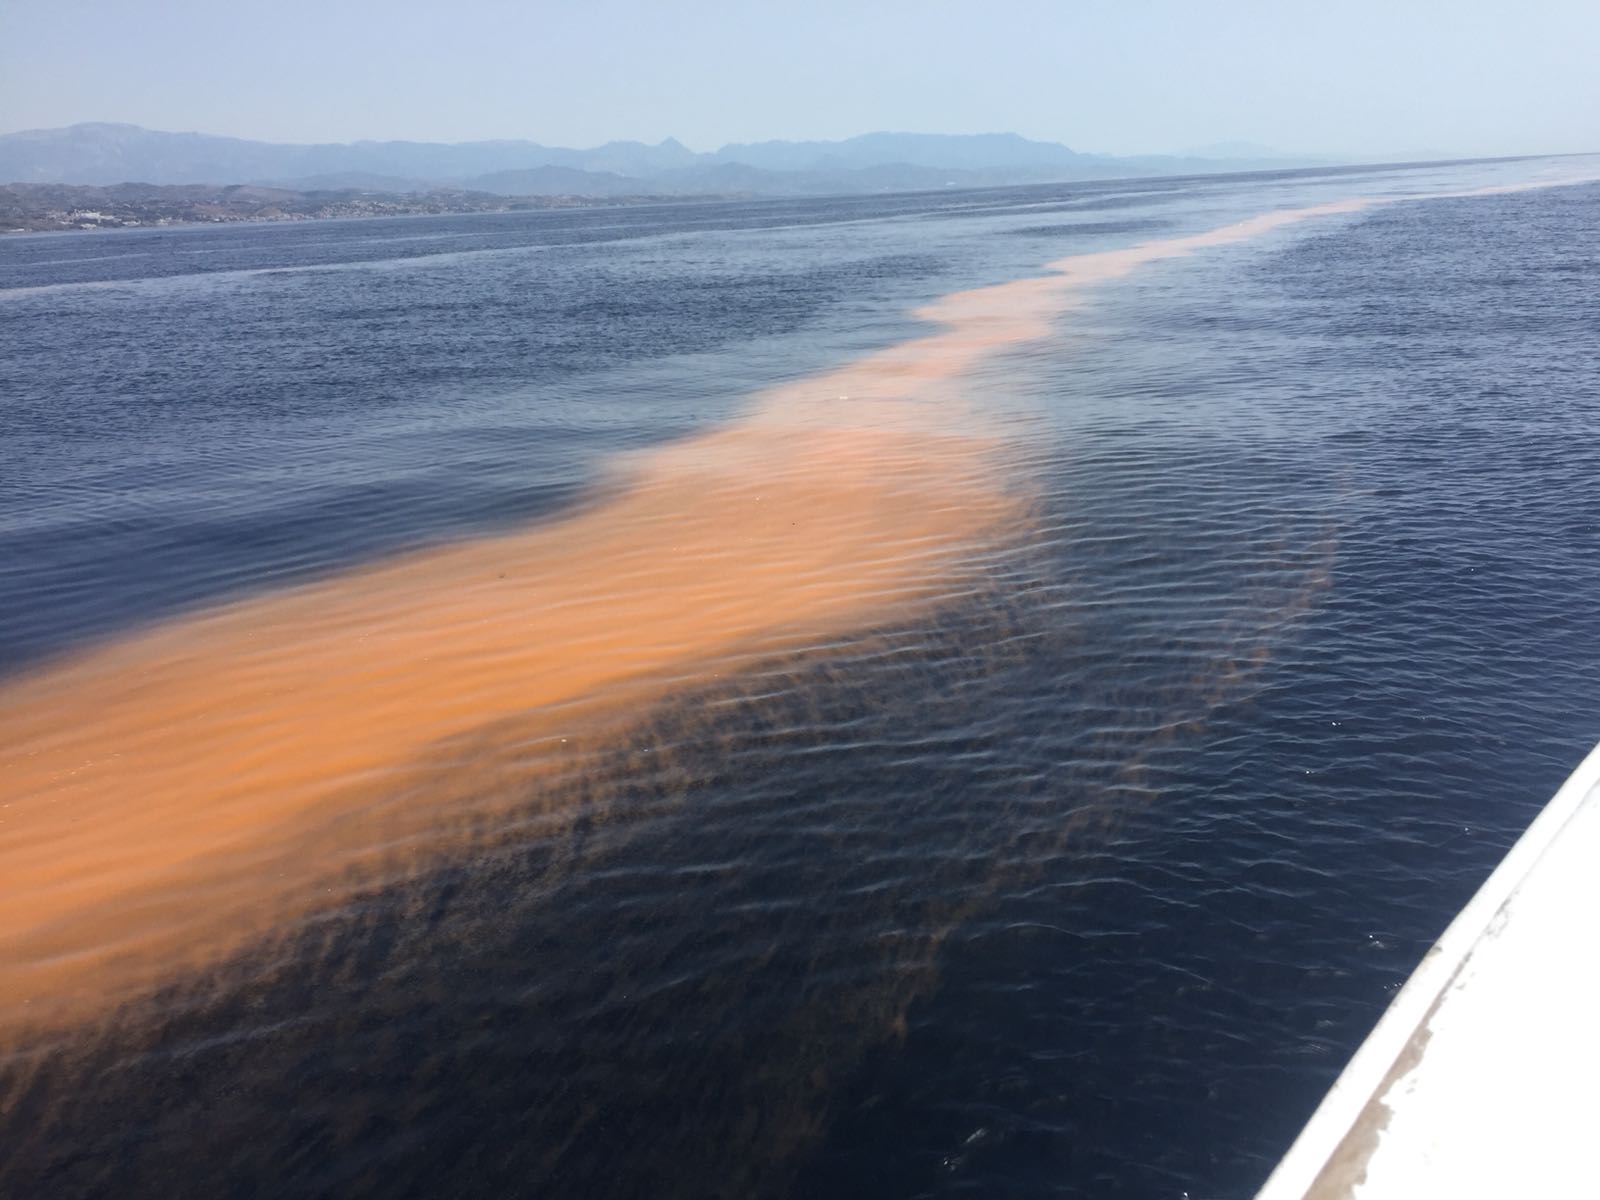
1256, 741, 1600, 1200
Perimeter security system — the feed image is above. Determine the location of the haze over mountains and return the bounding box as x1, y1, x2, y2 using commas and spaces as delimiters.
0, 123, 1326, 197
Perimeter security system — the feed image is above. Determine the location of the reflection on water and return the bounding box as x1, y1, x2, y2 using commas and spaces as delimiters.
2, 167, 1599, 1198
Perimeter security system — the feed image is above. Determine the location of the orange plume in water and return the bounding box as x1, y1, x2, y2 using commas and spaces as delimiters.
9, 185, 1571, 1040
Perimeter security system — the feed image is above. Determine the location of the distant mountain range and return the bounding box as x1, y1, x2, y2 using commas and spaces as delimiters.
0, 123, 1330, 197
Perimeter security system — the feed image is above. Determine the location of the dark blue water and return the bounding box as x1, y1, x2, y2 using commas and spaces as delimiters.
2, 159, 1598, 1198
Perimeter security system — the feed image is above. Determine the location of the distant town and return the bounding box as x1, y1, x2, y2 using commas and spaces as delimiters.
0, 181, 686, 234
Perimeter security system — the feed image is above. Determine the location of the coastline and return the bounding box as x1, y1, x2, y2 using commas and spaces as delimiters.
0, 181, 706, 235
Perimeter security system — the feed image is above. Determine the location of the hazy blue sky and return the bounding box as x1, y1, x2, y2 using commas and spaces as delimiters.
3, 0, 1596, 156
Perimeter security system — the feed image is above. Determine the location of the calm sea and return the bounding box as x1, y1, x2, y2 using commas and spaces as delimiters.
2, 157, 1597, 1198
